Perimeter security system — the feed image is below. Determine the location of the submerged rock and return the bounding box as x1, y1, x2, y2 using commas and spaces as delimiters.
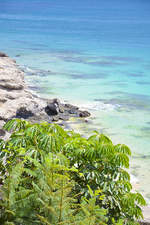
79, 110, 91, 117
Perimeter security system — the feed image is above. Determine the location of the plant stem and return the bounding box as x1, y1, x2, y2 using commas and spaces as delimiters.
58, 180, 64, 223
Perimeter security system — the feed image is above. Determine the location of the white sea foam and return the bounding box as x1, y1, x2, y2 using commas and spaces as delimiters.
24, 67, 36, 73
79, 102, 119, 112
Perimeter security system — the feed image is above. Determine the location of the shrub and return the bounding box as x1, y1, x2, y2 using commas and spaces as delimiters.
0, 119, 146, 224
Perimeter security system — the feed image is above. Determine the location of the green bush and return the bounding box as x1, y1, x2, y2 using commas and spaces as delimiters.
0, 119, 146, 224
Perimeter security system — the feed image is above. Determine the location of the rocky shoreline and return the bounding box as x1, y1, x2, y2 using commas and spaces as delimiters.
0, 52, 90, 139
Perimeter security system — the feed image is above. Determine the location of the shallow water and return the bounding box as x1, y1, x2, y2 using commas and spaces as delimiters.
0, 0, 150, 202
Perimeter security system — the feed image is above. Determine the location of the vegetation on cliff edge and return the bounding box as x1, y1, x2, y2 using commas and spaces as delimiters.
0, 119, 146, 224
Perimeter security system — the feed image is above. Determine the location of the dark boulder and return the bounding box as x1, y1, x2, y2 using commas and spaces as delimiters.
16, 107, 34, 119
0, 52, 8, 57
45, 103, 59, 116
79, 110, 91, 118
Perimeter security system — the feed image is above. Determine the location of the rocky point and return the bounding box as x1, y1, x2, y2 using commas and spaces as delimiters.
0, 52, 90, 139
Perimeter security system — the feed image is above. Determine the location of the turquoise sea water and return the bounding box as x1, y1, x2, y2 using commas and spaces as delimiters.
0, 0, 150, 201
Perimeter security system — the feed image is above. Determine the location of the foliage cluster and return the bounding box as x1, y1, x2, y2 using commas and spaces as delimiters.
0, 119, 146, 224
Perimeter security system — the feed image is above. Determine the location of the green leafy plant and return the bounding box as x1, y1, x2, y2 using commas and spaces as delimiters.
0, 119, 146, 224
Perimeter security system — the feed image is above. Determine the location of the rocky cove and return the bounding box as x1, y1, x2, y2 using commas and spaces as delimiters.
0, 52, 90, 139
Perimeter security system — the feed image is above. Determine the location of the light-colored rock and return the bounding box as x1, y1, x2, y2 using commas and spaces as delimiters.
0, 55, 46, 123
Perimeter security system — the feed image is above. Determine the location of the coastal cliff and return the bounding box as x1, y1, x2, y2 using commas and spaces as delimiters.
0, 53, 90, 138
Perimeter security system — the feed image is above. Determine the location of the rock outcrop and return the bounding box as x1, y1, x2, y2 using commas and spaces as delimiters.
0, 52, 8, 57
0, 53, 90, 138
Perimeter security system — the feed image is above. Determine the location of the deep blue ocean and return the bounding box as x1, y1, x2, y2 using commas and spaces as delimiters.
0, 0, 150, 201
